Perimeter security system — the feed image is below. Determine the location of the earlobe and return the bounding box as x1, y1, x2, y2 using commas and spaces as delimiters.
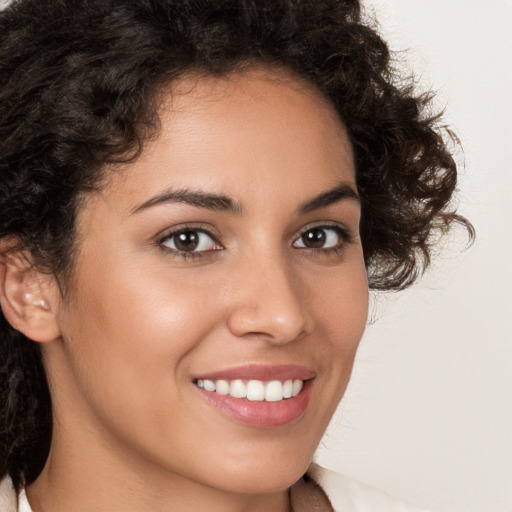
0, 240, 61, 343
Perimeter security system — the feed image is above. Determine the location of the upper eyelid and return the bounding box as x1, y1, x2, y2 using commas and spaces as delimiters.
155, 223, 221, 244
294, 221, 351, 238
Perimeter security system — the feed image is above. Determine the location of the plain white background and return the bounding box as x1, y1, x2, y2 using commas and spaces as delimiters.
1, 0, 510, 510
316, 1, 512, 511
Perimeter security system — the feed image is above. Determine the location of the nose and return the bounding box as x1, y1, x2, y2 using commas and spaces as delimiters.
226, 252, 314, 344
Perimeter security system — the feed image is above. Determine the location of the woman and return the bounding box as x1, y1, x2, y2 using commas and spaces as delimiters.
0, 0, 472, 510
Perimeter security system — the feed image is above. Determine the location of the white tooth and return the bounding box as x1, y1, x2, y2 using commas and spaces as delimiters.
197, 379, 204, 388
283, 379, 293, 399
203, 379, 216, 392
215, 379, 229, 395
265, 380, 284, 402
292, 379, 303, 397
246, 380, 265, 401
229, 379, 246, 398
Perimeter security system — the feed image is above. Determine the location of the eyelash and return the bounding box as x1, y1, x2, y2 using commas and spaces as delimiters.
156, 223, 354, 261
156, 225, 221, 261
294, 224, 354, 255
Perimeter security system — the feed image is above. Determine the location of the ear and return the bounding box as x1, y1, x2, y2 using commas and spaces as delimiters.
0, 238, 61, 343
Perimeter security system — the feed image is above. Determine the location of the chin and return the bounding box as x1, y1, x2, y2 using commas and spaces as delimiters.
202, 444, 315, 494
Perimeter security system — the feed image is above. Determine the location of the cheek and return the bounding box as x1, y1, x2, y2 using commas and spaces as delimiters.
53, 264, 233, 469
313, 256, 368, 334
57, 255, 224, 413
76, 251, 220, 347
307, 258, 369, 382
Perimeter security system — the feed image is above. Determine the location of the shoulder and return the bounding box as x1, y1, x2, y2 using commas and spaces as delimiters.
0, 477, 31, 512
308, 464, 431, 512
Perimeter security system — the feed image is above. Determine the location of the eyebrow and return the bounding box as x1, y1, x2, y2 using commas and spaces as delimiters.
131, 189, 244, 215
298, 182, 360, 214
131, 182, 359, 216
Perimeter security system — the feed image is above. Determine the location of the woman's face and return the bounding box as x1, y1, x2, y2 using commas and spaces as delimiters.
46, 69, 368, 495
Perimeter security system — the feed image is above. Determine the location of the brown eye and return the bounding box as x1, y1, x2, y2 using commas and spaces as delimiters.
293, 226, 346, 250
300, 228, 327, 248
161, 229, 218, 253
174, 230, 199, 251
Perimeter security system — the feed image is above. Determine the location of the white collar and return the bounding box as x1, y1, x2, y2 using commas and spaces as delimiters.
0, 476, 31, 512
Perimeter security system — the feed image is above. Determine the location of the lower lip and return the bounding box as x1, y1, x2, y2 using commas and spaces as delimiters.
195, 380, 313, 428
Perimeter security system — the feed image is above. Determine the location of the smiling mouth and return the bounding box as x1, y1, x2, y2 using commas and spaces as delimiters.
194, 378, 304, 402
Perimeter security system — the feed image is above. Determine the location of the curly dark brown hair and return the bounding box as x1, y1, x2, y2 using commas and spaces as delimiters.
0, 0, 472, 490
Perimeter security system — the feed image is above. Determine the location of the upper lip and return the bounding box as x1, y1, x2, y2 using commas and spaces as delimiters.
192, 364, 316, 382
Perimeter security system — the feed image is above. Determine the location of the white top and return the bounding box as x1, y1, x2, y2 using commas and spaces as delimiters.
0, 464, 429, 511
308, 464, 429, 511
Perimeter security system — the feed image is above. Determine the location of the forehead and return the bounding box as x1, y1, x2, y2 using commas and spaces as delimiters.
97, 67, 355, 213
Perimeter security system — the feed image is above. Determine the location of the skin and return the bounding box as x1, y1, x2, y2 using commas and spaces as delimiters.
25, 68, 369, 512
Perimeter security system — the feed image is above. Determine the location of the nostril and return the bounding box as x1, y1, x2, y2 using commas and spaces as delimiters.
226, 304, 311, 344
225, 261, 313, 342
